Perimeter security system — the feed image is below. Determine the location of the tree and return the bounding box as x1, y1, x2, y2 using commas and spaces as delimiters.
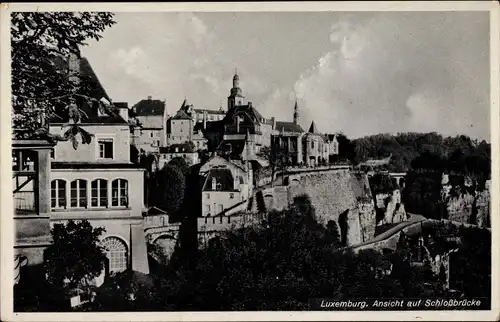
11, 12, 116, 143
335, 132, 356, 163
149, 164, 186, 213
168, 156, 189, 175
259, 143, 288, 186
44, 220, 107, 300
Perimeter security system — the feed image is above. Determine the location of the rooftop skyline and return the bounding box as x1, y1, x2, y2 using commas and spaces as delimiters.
80, 11, 490, 140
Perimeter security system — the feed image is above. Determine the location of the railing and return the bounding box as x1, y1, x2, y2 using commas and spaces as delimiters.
14, 191, 37, 213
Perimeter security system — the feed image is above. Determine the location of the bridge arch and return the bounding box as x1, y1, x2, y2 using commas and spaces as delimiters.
150, 232, 177, 244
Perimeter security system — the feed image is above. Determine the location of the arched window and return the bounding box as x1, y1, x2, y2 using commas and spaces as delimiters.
112, 179, 128, 207
70, 179, 87, 208
51, 180, 66, 209
91, 179, 108, 207
102, 237, 128, 273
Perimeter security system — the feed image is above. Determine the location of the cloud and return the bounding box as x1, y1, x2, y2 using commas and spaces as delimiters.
81, 12, 489, 140
283, 12, 489, 139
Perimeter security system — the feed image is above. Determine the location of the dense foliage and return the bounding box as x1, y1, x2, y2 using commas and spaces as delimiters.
148, 164, 186, 213
149, 196, 445, 310
11, 12, 115, 142
44, 220, 107, 302
168, 157, 189, 175
352, 132, 490, 174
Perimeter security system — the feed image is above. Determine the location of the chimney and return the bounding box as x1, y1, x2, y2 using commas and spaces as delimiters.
203, 110, 207, 130
116, 102, 129, 123
236, 116, 240, 133
271, 117, 276, 130
147, 95, 152, 101
248, 102, 252, 108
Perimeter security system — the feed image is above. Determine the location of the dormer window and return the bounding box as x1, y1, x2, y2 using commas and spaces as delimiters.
211, 177, 217, 190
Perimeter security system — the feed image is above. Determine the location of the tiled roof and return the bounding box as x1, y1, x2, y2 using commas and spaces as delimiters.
202, 168, 236, 192
49, 57, 127, 125
223, 104, 266, 125
308, 121, 319, 134
275, 121, 304, 133
133, 98, 166, 116
171, 109, 192, 120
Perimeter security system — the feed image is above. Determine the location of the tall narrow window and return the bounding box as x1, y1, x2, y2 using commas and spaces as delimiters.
98, 139, 114, 159
112, 179, 128, 207
51, 180, 67, 209
102, 237, 128, 273
91, 179, 108, 207
70, 179, 87, 208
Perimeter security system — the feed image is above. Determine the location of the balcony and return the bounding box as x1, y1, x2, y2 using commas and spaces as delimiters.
12, 140, 54, 217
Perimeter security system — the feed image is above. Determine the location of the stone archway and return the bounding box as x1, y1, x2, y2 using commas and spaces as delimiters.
149, 234, 177, 265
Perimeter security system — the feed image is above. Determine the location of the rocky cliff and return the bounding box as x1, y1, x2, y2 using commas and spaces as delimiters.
375, 190, 408, 226
440, 174, 490, 228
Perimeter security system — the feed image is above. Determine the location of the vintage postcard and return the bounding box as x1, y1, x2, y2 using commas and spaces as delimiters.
1, 1, 499, 321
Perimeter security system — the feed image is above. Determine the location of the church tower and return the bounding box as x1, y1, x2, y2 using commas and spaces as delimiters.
293, 100, 299, 125
227, 69, 245, 110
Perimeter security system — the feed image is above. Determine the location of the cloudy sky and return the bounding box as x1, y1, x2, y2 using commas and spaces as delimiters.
80, 11, 490, 140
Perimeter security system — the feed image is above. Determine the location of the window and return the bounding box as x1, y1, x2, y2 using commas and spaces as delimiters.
98, 139, 113, 159
230, 193, 234, 199
218, 205, 224, 213
206, 193, 210, 199
205, 205, 211, 213
91, 179, 108, 207
112, 179, 128, 207
70, 180, 87, 208
157, 140, 160, 146
216, 182, 222, 191
51, 180, 66, 208
183, 154, 186, 159
102, 237, 128, 273
50, 148, 55, 159
180, 128, 183, 132
156, 132, 160, 137
311, 141, 314, 149
150, 133, 153, 138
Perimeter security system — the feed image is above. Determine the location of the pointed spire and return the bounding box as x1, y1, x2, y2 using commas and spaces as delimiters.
293, 100, 299, 125
181, 98, 187, 109
308, 121, 318, 134
233, 68, 240, 88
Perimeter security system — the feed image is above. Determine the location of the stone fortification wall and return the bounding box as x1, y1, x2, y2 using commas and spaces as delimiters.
259, 169, 377, 245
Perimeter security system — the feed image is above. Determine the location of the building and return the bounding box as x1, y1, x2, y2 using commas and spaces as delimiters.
165, 99, 215, 151
199, 154, 253, 217
13, 139, 55, 288
131, 96, 168, 153
158, 142, 199, 169
166, 102, 193, 146
48, 56, 149, 282
271, 117, 339, 167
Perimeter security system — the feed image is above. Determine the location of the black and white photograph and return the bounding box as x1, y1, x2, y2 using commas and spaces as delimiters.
2, 2, 498, 321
